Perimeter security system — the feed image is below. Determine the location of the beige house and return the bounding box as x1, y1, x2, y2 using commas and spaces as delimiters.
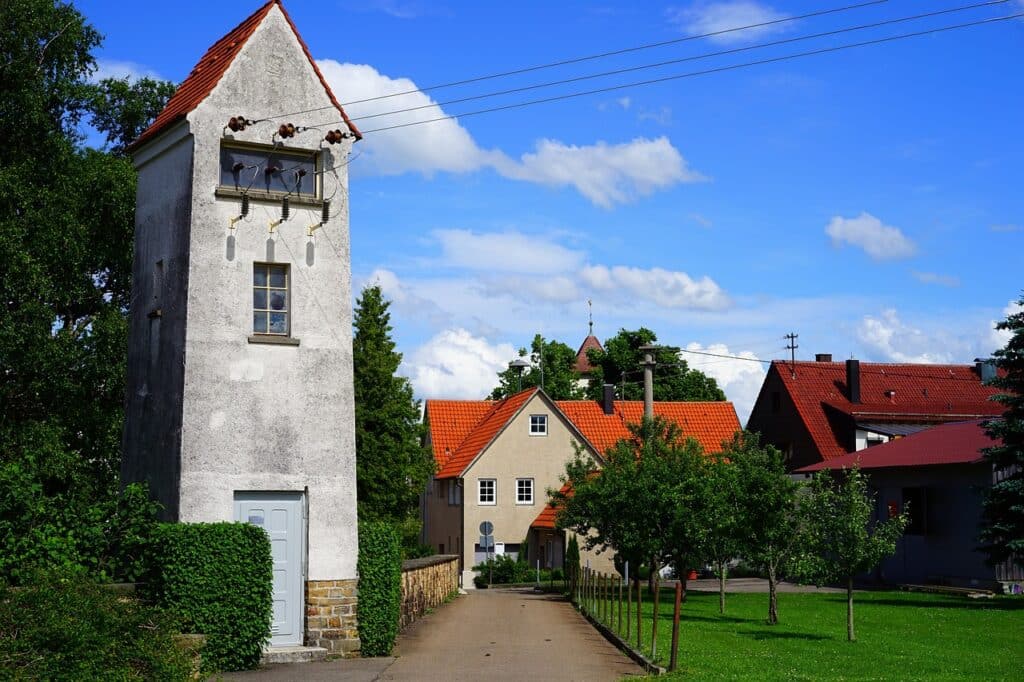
422, 387, 741, 586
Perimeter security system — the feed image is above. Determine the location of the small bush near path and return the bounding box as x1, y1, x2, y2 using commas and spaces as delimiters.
144, 522, 272, 673
593, 587, 1024, 680
0, 572, 192, 681
358, 521, 402, 656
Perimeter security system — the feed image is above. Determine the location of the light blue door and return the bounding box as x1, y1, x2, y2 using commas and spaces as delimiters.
234, 492, 305, 646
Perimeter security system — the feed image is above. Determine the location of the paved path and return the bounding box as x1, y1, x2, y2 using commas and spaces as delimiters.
223, 587, 644, 681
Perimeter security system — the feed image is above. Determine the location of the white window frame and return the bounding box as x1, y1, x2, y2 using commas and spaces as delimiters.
529, 414, 548, 436
516, 478, 534, 505
478, 479, 496, 506
253, 262, 291, 336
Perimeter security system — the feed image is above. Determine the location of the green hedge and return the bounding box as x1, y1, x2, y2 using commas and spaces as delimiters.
0, 572, 193, 680
357, 521, 401, 656
145, 522, 272, 672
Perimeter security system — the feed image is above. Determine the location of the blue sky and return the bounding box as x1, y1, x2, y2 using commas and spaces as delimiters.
78, 0, 1023, 421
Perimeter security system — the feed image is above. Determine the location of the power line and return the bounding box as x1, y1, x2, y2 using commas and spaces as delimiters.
258, 0, 889, 121
354, 12, 1021, 135
344, 1, 1009, 125
679, 348, 772, 364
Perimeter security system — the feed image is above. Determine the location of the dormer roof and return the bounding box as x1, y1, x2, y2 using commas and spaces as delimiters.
131, 0, 360, 150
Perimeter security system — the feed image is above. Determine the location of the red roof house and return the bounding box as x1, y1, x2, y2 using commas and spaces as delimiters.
746, 357, 1001, 471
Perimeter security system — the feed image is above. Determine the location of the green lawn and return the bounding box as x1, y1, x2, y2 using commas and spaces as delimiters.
581, 585, 1024, 680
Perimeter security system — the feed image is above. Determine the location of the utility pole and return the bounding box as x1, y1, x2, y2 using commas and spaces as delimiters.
784, 332, 799, 379
639, 344, 657, 419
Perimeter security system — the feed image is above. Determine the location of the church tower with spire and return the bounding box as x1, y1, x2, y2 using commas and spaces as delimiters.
573, 300, 603, 390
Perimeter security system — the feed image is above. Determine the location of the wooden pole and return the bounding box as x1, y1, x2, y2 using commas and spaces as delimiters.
636, 576, 642, 651
617, 575, 623, 634
669, 581, 683, 672
651, 571, 660, 660
625, 575, 631, 640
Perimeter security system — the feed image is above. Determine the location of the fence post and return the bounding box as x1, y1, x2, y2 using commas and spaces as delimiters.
618, 574, 623, 634
625, 562, 631, 641
669, 580, 683, 672
651, 572, 660, 660
636, 576, 642, 651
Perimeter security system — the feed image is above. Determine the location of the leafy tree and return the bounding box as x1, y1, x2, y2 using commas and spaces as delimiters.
553, 417, 706, 657
800, 466, 908, 641
353, 285, 435, 546
88, 77, 178, 155
698, 453, 744, 614
490, 334, 584, 400
0, 0, 173, 583
726, 432, 802, 625
584, 328, 725, 402
980, 295, 1024, 569
565, 534, 580, 597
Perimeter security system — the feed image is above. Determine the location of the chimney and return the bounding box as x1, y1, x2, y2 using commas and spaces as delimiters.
846, 359, 861, 404
815, 353, 832, 363
975, 358, 997, 383
602, 384, 615, 415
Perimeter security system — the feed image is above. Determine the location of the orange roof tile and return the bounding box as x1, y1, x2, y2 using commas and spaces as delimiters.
574, 335, 603, 374
556, 400, 741, 457
766, 361, 1001, 461
531, 483, 572, 530
433, 389, 539, 479
132, 0, 360, 150
425, 399, 495, 469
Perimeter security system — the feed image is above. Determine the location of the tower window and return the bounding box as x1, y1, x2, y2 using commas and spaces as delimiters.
253, 263, 289, 335
221, 142, 318, 198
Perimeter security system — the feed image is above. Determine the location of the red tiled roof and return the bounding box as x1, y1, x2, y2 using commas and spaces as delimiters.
795, 420, 998, 472
425, 393, 741, 480
556, 400, 740, 457
531, 483, 572, 530
574, 335, 603, 374
434, 389, 539, 479
132, 0, 360, 150
770, 361, 1001, 461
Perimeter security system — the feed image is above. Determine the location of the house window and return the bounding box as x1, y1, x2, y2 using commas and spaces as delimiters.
447, 480, 462, 506
220, 142, 318, 198
529, 414, 548, 436
902, 487, 927, 535
478, 479, 496, 505
516, 478, 534, 505
253, 263, 289, 335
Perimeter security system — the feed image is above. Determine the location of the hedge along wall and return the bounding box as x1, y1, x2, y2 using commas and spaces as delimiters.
357, 522, 402, 656
147, 522, 273, 672
399, 555, 459, 629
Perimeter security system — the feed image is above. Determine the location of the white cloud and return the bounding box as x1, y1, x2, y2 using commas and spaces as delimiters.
433, 229, 584, 274
91, 59, 163, 82
912, 271, 960, 287
856, 309, 953, 364
690, 213, 713, 228
617, 97, 632, 110
990, 299, 1024, 352
580, 265, 731, 310
403, 328, 515, 398
318, 61, 704, 207
825, 212, 916, 261
668, 1, 788, 44
358, 268, 452, 327
683, 343, 766, 425
991, 223, 1022, 233
638, 106, 673, 125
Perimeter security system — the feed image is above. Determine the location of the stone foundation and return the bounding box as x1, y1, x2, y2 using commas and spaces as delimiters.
400, 555, 459, 629
305, 579, 359, 654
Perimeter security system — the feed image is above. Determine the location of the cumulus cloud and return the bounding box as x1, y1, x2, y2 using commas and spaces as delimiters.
683, 343, 766, 425
668, 1, 788, 44
317, 61, 704, 206
912, 271, 960, 287
856, 309, 953, 364
825, 212, 916, 260
358, 268, 452, 328
990, 299, 1024, 352
433, 229, 584, 274
91, 59, 163, 82
403, 328, 515, 398
581, 265, 731, 310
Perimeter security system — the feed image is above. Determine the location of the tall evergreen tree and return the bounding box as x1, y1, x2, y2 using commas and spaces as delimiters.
352, 285, 435, 540
980, 295, 1024, 569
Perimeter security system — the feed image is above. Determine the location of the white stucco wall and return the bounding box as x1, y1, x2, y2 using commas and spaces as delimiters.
855, 428, 890, 451
168, 6, 358, 580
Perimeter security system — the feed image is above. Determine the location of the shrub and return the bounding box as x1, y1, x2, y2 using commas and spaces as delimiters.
145, 522, 272, 672
358, 521, 402, 656
472, 554, 533, 584
0, 571, 192, 680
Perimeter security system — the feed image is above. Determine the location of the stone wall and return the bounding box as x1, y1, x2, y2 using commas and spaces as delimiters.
400, 555, 459, 629
305, 579, 359, 654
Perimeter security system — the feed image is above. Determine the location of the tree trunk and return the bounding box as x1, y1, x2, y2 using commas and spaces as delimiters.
718, 560, 727, 614
651, 570, 660, 660
847, 576, 855, 642
767, 563, 779, 625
